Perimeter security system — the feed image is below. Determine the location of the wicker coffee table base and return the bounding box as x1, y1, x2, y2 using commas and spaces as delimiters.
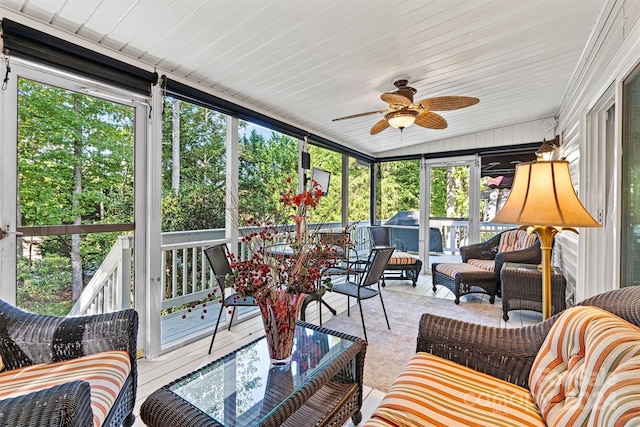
141, 322, 366, 427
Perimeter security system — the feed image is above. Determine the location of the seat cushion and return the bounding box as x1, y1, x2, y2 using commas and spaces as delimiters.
0, 350, 131, 427
387, 251, 417, 266
467, 258, 496, 272
530, 306, 640, 426
434, 262, 492, 278
364, 352, 545, 427
498, 229, 538, 253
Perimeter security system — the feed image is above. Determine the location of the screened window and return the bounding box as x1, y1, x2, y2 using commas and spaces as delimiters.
238, 121, 298, 226
377, 160, 420, 221
17, 77, 135, 315
161, 96, 227, 233
621, 64, 640, 287
307, 145, 342, 225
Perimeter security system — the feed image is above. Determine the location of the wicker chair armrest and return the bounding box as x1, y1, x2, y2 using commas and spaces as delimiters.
460, 232, 502, 262
416, 313, 557, 388
494, 242, 542, 276
577, 286, 640, 327
0, 300, 138, 369
0, 380, 93, 427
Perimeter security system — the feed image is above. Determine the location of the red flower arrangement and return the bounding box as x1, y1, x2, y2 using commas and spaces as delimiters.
224, 177, 342, 362
227, 176, 338, 302
182, 177, 340, 321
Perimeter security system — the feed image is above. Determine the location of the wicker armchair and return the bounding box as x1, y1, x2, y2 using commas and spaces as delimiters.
432, 229, 541, 304
460, 228, 541, 281
416, 286, 640, 388
0, 300, 138, 427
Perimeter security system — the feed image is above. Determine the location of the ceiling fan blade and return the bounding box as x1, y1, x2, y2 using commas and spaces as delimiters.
415, 111, 448, 129
416, 96, 479, 111
332, 110, 386, 121
380, 92, 412, 106
370, 119, 390, 135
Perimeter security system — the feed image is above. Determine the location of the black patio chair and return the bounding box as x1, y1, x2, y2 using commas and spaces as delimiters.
204, 243, 256, 354
317, 230, 367, 280
330, 246, 395, 342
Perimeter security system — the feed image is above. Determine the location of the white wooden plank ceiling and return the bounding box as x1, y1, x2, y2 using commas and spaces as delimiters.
0, 0, 605, 157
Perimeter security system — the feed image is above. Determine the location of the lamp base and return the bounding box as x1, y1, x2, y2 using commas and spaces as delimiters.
525, 226, 578, 320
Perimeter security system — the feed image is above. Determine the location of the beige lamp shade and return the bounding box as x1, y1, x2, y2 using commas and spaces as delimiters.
493, 160, 600, 228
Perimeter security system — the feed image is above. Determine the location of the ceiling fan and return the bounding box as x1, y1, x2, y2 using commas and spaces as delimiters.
332, 79, 479, 135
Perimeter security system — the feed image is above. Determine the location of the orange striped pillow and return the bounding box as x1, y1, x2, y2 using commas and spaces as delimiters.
497, 229, 538, 253
530, 306, 640, 426
590, 355, 640, 425
0, 350, 131, 427
467, 258, 496, 272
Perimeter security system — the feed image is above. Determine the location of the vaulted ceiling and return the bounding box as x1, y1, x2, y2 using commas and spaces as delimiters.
0, 0, 605, 157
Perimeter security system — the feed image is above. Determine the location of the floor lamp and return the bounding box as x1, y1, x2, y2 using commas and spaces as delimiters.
492, 160, 601, 319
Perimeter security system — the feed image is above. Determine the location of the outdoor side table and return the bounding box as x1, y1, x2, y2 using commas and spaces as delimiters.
140, 321, 367, 427
500, 262, 567, 321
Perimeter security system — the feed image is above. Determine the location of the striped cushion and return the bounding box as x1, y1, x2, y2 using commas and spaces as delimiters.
387, 251, 417, 266
530, 306, 640, 426
0, 350, 131, 427
497, 229, 538, 253
467, 258, 496, 272
435, 262, 490, 278
364, 352, 545, 427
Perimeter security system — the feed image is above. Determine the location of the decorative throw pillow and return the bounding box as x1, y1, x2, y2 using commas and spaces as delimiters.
530, 306, 640, 426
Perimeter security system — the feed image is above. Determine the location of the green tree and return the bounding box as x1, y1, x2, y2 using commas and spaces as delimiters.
238, 129, 298, 223
378, 160, 420, 219
161, 98, 227, 231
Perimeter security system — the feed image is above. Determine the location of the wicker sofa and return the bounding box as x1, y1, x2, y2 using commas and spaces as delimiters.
0, 300, 138, 427
364, 286, 640, 426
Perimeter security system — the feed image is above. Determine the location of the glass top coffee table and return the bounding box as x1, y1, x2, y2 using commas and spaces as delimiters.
141, 321, 367, 427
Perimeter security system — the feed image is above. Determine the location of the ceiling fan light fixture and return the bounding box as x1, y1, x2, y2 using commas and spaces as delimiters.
386, 110, 419, 129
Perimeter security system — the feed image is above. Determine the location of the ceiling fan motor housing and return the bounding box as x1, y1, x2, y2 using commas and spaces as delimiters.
393, 79, 417, 102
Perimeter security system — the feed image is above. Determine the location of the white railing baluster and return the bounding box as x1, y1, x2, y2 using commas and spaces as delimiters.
182, 248, 187, 296
191, 246, 197, 294
171, 249, 178, 298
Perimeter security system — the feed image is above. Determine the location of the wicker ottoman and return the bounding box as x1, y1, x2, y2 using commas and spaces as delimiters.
431, 262, 498, 304
381, 252, 422, 287
500, 262, 567, 321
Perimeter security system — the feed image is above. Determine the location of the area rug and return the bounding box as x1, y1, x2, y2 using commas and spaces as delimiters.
322, 289, 503, 392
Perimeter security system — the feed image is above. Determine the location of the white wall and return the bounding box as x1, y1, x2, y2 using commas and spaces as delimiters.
377, 118, 555, 157
557, 0, 640, 302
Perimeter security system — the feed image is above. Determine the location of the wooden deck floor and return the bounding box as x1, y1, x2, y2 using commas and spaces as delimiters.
134, 273, 541, 426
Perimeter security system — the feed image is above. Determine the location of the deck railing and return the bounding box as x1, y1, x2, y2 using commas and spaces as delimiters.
70, 220, 510, 316
427, 219, 512, 254
69, 235, 133, 316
